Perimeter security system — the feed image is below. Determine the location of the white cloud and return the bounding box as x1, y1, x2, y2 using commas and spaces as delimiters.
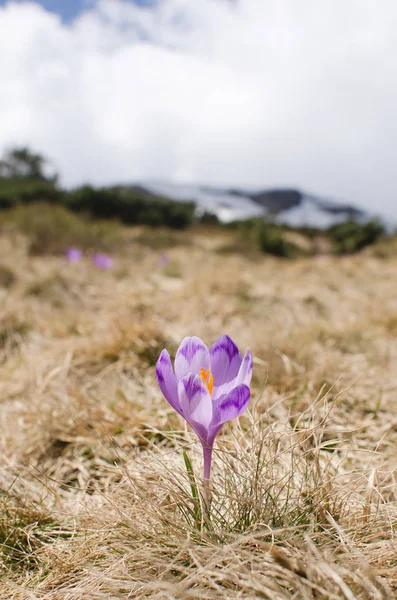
0, 0, 397, 217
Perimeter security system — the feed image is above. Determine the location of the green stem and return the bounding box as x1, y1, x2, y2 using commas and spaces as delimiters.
202, 444, 213, 502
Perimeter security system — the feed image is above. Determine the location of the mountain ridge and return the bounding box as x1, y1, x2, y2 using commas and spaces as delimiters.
127, 181, 376, 229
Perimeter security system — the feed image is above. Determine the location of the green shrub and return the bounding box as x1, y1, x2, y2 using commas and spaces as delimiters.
256, 225, 293, 257
228, 218, 297, 257
197, 211, 220, 225
0, 178, 63, 208
66, 186, 195, 229
328, 219, 385, 254
0, 147, 57, 182
0, 147, 61, 208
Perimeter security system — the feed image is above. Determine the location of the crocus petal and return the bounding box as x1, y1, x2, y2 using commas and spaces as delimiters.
174, 336, 210, 379
237, 349, 253, 387
210, 334, 242, 388
156, 349, 181, 415
213, 384, 250, 426
178, 373, 212, 429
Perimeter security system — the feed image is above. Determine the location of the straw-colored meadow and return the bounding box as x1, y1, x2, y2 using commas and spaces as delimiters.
1, 224, 397, 599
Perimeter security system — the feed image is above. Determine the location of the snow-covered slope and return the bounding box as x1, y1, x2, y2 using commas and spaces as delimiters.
135, 181, 379, 228
275, 195, 366, 229
140, 181, 265, 222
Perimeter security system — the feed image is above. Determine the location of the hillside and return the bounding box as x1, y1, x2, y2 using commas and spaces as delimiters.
0, 225, 397, 598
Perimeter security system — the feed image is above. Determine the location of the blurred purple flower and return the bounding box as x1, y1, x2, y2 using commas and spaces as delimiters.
156, 335, 252, 494
158, 252, 170, 267
65, 247, 83, 263
92, 253, 113, 269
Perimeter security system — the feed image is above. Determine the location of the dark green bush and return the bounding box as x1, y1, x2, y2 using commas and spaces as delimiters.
256, 226, 293, 257
197, 211, 220, 225
227, 218, 296, 257
67, 186, 195, 229
0, 147, 57, 182
328, 219, 385, 254
0, 147, 61, 208
0, 178, 63, 208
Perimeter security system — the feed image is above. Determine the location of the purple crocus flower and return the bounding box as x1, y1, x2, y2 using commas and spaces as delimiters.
65, 247, 83, 263
92, 253, 113, 269
156, 335, 252, 494
158, 252, 170, 267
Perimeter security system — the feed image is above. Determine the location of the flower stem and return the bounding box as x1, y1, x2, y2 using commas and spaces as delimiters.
202, 443, 213, 502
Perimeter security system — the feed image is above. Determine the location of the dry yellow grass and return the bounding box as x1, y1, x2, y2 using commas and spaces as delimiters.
1, 227, 397, 599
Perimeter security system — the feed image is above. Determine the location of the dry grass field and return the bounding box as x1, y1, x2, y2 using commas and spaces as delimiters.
1, 224, 397, 599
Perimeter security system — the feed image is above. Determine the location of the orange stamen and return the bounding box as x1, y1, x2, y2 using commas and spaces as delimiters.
200, 367, 214, 396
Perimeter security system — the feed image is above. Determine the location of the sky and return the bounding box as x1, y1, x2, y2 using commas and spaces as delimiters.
0, 0, 156, 21
0, 0, 397, 218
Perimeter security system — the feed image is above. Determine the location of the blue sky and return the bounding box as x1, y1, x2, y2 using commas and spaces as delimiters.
0, 0, 154, 22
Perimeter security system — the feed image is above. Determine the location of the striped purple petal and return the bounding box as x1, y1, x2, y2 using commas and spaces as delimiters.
237, 349, 253, 387
213, 384, 250, 426
156, 349, 181, 415
210, 334, 242, 389
174, 336, 210, 379
178, 372, 212, 428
